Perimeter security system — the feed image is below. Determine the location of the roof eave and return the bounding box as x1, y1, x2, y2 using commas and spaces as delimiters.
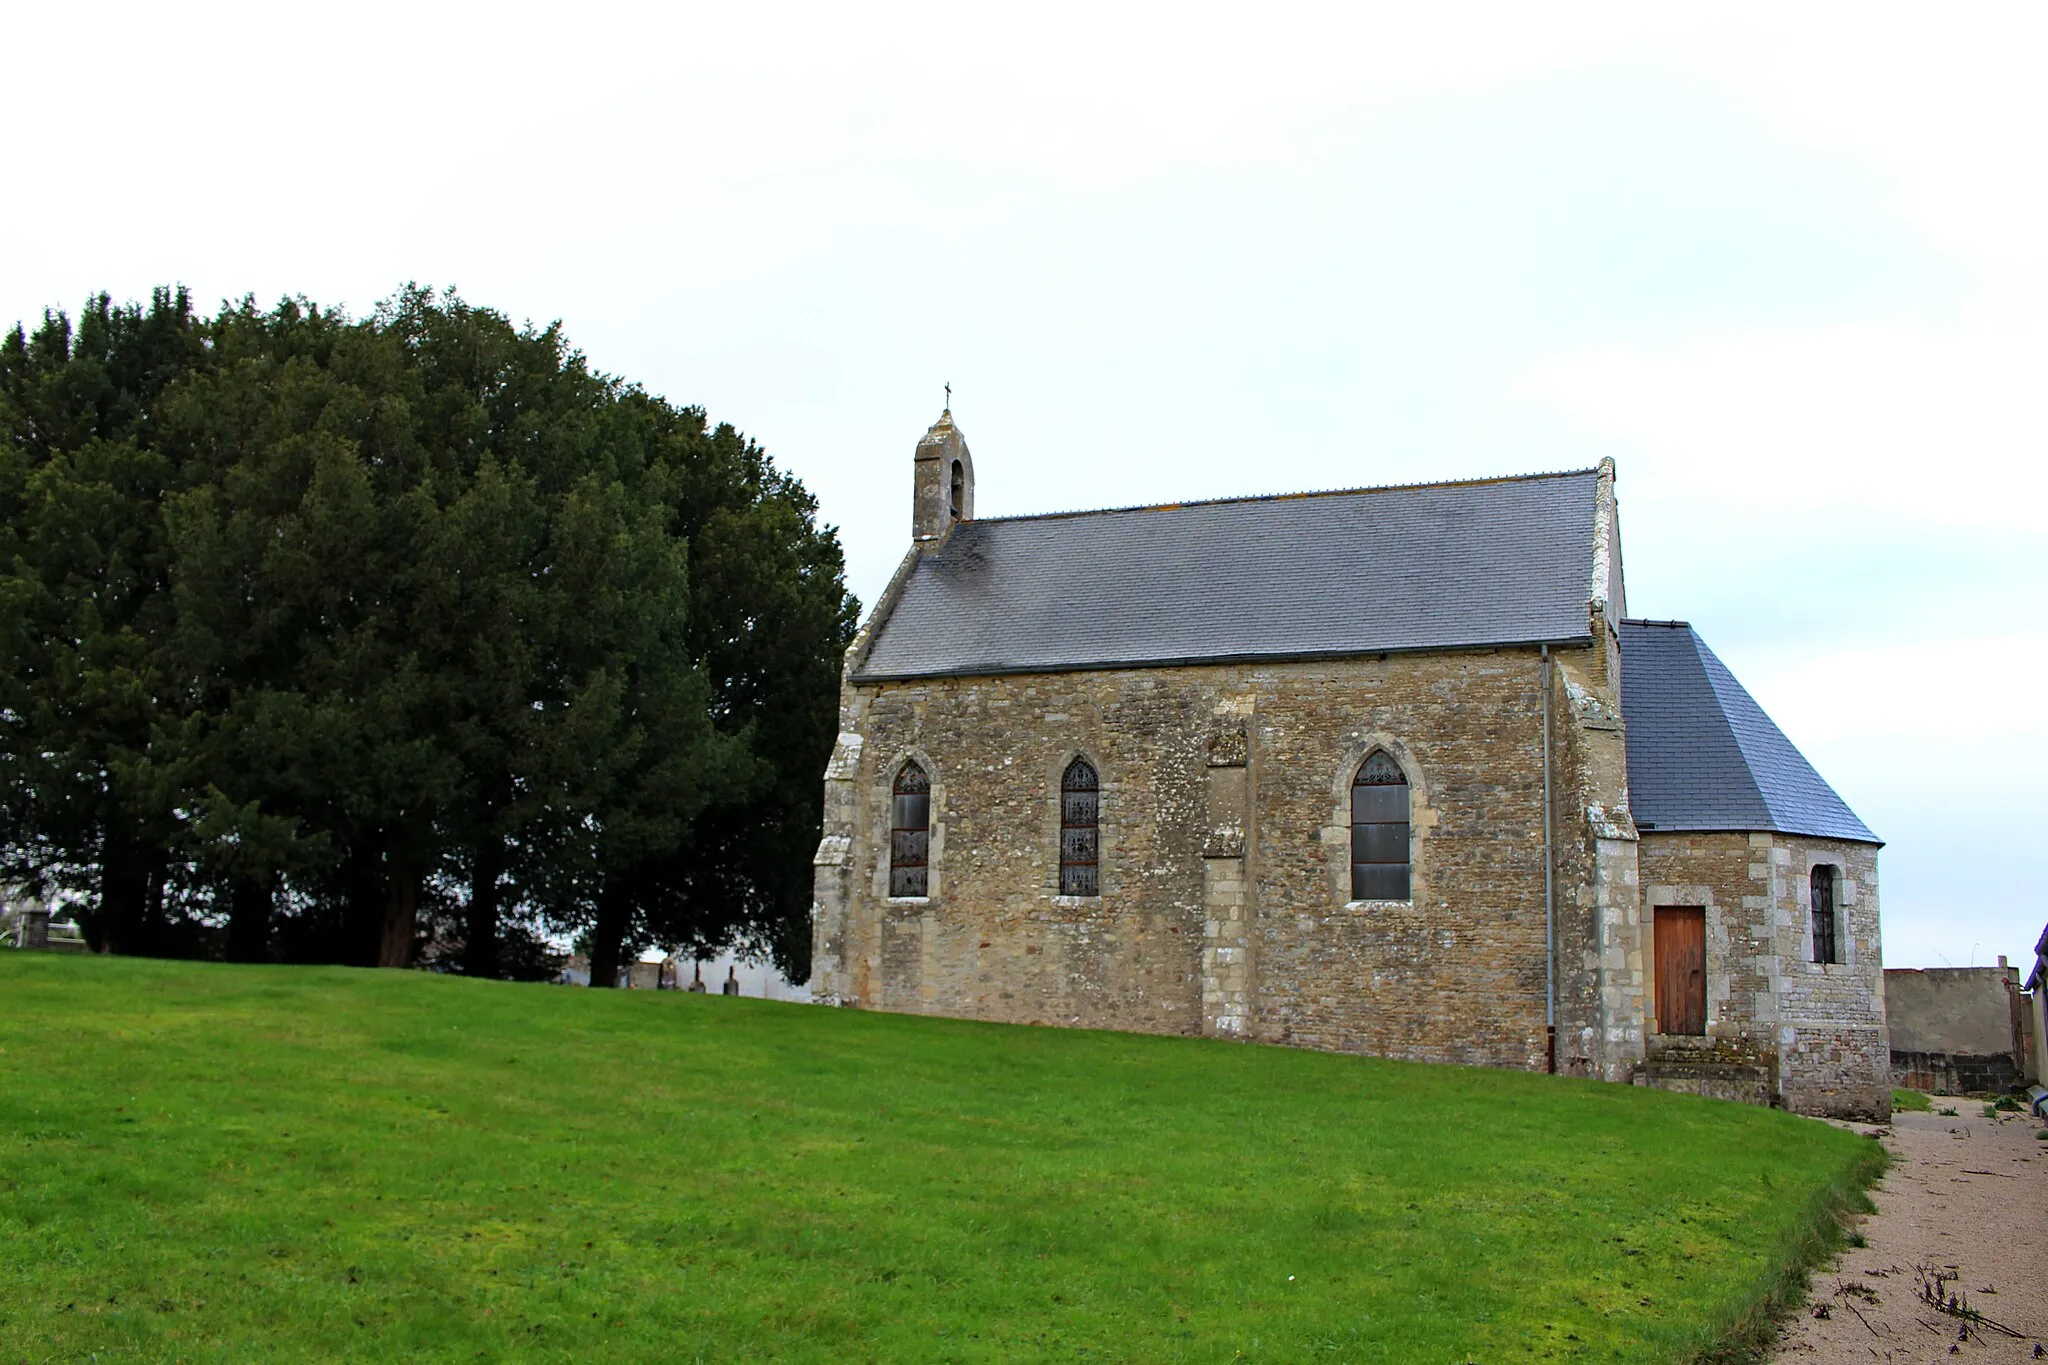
850, 633, 1596, 685
1634, 821, 1883, 849
840, 545, 926, 680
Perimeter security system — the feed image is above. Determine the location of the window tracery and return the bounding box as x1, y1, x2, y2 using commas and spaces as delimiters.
1060, 758, 1099, 897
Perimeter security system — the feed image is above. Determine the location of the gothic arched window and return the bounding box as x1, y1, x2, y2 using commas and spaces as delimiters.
1810, 865, 1839, 964
1059, 758, 1100, 897
890, 761, 930, 897
1351, 750, 1410, 901
949, 459, 965, 520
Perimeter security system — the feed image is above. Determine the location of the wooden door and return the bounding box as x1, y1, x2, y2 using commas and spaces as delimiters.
1654, 907, 1707, 1036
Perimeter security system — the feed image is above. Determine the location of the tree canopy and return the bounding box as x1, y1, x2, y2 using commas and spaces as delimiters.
0, 286, 857, 982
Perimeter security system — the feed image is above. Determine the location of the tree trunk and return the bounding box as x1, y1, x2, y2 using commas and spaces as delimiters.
378, 866, 419, 968
462, 837, 503, 979
93, 822, 153, 955
226, 874, 275, 964
142, 858, 167, 955
587, 883, 630, 988
340, 843, 385, 967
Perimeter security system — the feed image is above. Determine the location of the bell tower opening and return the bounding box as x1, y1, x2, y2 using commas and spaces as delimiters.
912, 408, 974, 541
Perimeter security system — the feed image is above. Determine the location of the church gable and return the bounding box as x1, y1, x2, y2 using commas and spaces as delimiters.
855, 467, 1610, 681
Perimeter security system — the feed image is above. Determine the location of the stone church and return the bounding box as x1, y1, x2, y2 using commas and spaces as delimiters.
811, 412, 1888, 1119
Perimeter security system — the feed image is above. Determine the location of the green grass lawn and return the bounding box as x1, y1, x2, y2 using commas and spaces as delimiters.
1890, 1087, 1932, 1113
1, 955, 1878, 1362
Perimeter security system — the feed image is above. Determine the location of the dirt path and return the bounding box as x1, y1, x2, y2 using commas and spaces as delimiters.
1769, 1105, 2047, 1363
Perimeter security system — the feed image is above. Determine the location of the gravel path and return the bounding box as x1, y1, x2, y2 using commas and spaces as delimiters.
1769, 1104, 2047, 1363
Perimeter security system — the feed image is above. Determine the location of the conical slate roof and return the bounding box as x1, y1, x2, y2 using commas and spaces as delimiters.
1619, 619, 1877, 844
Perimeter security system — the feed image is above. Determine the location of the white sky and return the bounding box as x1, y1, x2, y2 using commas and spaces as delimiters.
7, 2, 2043, 969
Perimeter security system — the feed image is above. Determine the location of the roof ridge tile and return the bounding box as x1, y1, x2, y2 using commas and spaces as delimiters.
967, 466, 1604, 526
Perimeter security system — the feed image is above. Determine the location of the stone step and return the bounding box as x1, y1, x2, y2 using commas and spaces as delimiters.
1633, 1041, 1777, 1108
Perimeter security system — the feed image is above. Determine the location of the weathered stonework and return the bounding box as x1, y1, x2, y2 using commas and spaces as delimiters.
1547, 622, 1647, 1083
1883, 965, 2028, 1095
1637, 831, 1888, 1119
811, 418, 1887, 1118
811, 640, 1647, 1075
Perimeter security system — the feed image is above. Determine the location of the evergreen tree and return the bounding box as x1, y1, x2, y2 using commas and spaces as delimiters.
0, 290, 210, 953
1, 286, 857, 977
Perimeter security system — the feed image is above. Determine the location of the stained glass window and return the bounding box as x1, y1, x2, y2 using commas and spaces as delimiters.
1060, 758, 1099, 897
1351, 750, 1410, 901
890, 761, 930, 897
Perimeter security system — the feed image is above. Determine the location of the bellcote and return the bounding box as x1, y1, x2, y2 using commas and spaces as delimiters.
912, 409, 974, 542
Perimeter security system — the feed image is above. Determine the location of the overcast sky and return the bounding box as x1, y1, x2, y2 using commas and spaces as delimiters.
8, 3, 2042, 969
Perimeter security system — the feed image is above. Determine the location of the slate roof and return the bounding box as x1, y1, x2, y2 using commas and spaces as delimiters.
1619, 619, 1878, 844
855, 470, 1603, 680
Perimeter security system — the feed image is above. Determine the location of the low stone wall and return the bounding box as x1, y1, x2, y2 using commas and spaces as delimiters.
4, 906, 88, 953
1891, 1048, 2021, 1096
1886, 965, 2026, 1097
1886, 966, 2023, 1056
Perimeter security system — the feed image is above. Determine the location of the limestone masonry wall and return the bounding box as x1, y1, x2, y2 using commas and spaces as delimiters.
811, 441, 1888, 1115
812, 643, 1636, 1073
1547, 615, 1647, 1083
811, 642, 1886, 1116
1638, 831, 1887, 1119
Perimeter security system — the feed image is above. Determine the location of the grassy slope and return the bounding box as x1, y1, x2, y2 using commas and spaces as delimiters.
1, 956, 1877, 1363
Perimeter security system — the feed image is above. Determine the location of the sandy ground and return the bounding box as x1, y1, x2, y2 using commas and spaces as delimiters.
1769, 1103, 2047, 1363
